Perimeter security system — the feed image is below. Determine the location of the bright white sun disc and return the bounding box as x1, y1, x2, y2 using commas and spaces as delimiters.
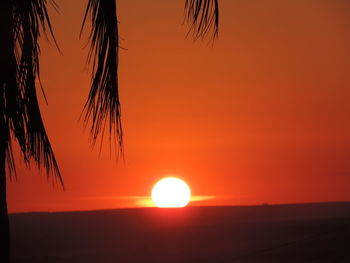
152, 177, 191, 208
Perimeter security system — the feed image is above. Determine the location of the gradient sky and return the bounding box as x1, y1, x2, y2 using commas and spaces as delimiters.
8, 0, 350, 212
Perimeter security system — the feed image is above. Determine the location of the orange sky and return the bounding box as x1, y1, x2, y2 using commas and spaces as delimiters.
8, 0, 350, 212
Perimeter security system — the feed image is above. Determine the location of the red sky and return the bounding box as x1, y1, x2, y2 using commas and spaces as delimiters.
8, 0, 350, 212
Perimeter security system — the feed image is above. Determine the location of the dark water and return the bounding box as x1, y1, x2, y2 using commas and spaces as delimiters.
10, 202, 350, 262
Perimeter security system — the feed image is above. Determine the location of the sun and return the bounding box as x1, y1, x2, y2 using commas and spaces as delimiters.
152, 177, 191, 208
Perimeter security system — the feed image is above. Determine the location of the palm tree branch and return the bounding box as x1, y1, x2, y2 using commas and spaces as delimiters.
81, 0, 123, 156
5, 0, 63, 185
184, 0, 219, 40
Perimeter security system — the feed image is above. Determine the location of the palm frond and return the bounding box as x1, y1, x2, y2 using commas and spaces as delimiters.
0, 0, 62, 185
81, 0, 123, 156
0, 0, 21, 175
184, 0, 219, 40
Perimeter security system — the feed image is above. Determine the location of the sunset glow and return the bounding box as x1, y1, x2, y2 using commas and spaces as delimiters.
152, 177, 191, 208
5, 0, 350, 213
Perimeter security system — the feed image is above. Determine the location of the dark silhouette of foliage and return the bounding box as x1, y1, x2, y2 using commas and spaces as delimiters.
1, 2, 63, 262
81, 0, 122, 155
185, 0, 219, 40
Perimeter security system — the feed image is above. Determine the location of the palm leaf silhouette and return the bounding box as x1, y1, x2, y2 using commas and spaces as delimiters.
1, 0, 62, 184
1, 1, 62, 262
185, 0, 219, 40
81, 0, 123, 156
